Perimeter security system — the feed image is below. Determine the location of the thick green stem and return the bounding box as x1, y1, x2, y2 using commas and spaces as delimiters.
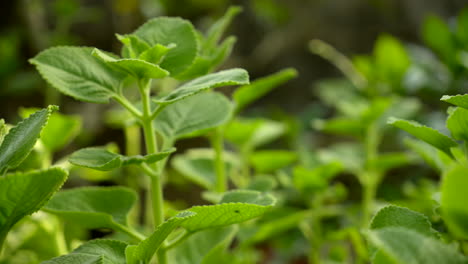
211, 128, 227, 193
138, 79, 167, 264
361, 179, 377, 227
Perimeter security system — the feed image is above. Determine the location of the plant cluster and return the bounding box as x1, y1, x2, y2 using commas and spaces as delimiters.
0, 5, 468, 264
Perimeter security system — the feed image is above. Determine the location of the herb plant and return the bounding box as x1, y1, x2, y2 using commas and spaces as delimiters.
0, 7, 280, 264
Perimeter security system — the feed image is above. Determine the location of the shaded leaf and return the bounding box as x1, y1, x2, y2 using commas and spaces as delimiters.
367, 227, 467, 264
168, 227, 237, 264
42, 239, 127, 264
441, 164, 468, 239
44, 186, 136, 230
92, 49, 169, 79
370, 205, 436, 237
69, 147, 175, 171
126, 212, 195, 264
447, 107, 468, 141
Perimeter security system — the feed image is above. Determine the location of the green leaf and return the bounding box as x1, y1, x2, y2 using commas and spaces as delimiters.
203, 6, 242, 52
125, 212, 196, 264
69, 147, 175, 171
30, 47, 124, 103
0, 106, 57, 173
92, 48, 169, 79
442, 94, 468, 110
43, 186, 137, 230
131, 17, 198, 76
168, 226, 237, 264
139, 43, 176, 65
154, 69, 249, 105
233, 68, 297, 112
181, 190, 275, 232
404, 138, 452, 172
447, 107, 468, 142
370, 205, 436, 237
154, 92, 233, 141
172, 149, 239, 190
441, 164, 468, 239
0, 168, 68, 248
249, 150, 297, 173
43, 239, 127, 264
388, 117, 457, 156
117, 34, 150, 59
367, 227, 468, 264
19, 108, 81, 152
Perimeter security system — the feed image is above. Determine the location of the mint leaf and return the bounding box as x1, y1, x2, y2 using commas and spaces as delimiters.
167, 227, 237, 264
43, 186, 137, 231
367, 227, 467, 264
442, 94, 468, 109
249, 150, 297, 173
370, 205, 436, 237
92, 48, 169, 79
69, 147, 175, 171
447, 107, 468, 142
154, 92, 233, 141
388, 117, 457, 156
441, 164, 468, 239
154, 69, 249, 105
125, 212, 196, 264
0, 168, 68, 248
0, 106, 58, 173
131, 17, 198, 76
30, 47, 125, 103
43, 239, 127, 264
181, 190, 275, 232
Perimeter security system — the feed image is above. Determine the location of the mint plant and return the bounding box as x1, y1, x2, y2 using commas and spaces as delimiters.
23, 7, 277, 264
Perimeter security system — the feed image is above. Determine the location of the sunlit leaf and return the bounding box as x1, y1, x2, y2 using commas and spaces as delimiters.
0, 106, 57, 173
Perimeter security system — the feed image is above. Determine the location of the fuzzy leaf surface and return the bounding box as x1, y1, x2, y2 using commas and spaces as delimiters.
125, 212, 195, 264
447, 107, 468, 142
43, 186, 136, 230
154, 69, 249, 105
154, 92, 233, 140
0, 168, 68, 247
441, 164, 468, 239
131, 17, 198, 76
181, 190, 275, 232
367, 227, 468, 264
42, 239, 127, 264
30, 47, 124, 103
442, 94, 468, 109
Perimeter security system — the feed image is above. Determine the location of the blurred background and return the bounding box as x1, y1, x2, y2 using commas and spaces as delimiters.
0, 0, 466, 116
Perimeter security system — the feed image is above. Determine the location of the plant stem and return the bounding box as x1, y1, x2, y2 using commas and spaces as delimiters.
138, 79, 167, 264
115, 224, 145, 241
211, 128, 227, 193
